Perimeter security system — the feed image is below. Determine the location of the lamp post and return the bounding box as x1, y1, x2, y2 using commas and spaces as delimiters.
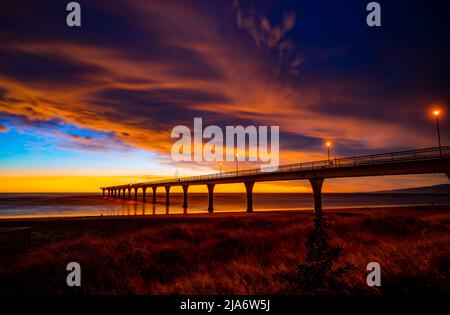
219, 162, 222, 174
326, 141, 331, 162
235, 153, 239, 173
433, 110, 442, 156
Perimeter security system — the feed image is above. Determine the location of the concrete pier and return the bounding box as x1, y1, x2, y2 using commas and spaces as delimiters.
100, 146, 450, 215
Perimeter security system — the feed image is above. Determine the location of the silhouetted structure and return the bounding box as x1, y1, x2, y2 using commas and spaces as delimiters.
101, 146, 450, 214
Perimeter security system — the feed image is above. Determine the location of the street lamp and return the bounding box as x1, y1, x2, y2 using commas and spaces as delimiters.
325, 141, 331, 161
432, 109, 442, 156
235, 153, 239, 173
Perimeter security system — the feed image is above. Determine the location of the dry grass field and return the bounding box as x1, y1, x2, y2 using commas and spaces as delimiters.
0, 207, 449, 295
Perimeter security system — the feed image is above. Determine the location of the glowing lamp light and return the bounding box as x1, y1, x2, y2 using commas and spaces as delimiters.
431, 107, 443, 152
326, 141, 331, 147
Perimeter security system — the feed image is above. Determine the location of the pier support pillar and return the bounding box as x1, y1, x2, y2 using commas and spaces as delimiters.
244, 181, 255, 213
182, 185, 189, 209
128, 188, 131, 200
118, 189, 121, 198
165, 186, 170, 205
207, 184, 215, 213
152, 186, 157, 203
309, 178, 324, 215
102, 189, 105, 197
134, 188, 138, 201
142, 187, 147, 202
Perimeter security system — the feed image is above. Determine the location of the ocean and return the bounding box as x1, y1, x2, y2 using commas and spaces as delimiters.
1, 193, 450, 218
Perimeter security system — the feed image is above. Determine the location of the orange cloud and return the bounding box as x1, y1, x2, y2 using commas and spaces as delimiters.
0, 1, 446, 193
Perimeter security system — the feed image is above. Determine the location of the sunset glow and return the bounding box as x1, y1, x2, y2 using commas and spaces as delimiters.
0, 0, 448, 193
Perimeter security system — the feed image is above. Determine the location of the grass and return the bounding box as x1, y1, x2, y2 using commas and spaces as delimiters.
0, 208, 449, 294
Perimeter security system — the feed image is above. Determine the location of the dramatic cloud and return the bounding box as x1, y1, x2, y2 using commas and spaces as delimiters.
233, 0, 296, 49
0, 0, 448, 187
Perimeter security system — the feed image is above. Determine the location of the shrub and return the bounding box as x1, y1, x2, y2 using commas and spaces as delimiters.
292, 213, 349, 293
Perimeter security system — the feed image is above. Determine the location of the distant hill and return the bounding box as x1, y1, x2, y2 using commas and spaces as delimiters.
377, 184, 450, 194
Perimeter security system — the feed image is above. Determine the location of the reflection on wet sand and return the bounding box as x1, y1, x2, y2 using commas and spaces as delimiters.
1, 193, 450, 219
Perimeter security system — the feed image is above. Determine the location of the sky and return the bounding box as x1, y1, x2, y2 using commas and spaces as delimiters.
0, 0, 449, 192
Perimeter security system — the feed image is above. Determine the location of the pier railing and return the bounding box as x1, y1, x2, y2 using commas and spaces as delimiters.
128, 146, 450, 186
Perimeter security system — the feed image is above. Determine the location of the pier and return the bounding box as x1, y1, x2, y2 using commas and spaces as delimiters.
101, 146, 450, 214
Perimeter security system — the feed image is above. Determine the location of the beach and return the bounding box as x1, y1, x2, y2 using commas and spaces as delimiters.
2, 192, 450, 218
